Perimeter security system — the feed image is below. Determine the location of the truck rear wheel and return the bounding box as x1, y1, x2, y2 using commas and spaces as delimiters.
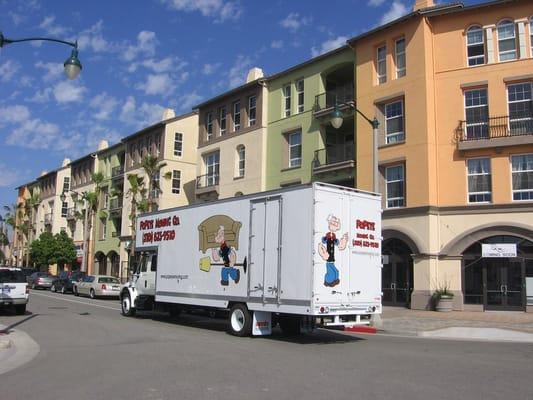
279, 315, 301, 336
228, 304, 252, 337
121, 292, 136, 317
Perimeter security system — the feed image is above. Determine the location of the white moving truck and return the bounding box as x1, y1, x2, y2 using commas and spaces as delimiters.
120, 183, 382, 336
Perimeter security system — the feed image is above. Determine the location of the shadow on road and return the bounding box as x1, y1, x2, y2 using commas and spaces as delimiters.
0, 313, 38, 334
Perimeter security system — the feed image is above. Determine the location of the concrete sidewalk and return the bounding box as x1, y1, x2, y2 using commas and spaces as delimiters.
0, 324, 40, 375
377, 306, 533, 342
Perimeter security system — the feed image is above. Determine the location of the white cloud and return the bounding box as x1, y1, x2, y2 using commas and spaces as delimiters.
179, 91, 203, 111
368, 0, 387, 6
0, 60, 20, 83
53, 81, 87, 103
311, 36, 348, 57
380, 0, 409, 25
119, 96, 166, 128
163, 0, 242, 22
5, 118, 61, 150
280, 12, 312, 31
202, 63, 221, 75
77, 20, 114, 53
27, 88, 52, 103
89, 92, 119, 120
128, 56, 187, 74
271, 40, 284, 49
0, 105, 30, 125
122, 31, 158, 61
136, 73, 175, 96
0, 163, 24, 187
228, 55, 253, 88
39, 15, 69, 36
35, 61, 64, 83
8, 11, 25, 26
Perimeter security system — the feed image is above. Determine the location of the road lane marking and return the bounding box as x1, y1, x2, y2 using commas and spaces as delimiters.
31, 292, 121, 311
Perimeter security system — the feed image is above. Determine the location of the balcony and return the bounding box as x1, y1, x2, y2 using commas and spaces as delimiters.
457, 115, 533, 151
196, 173, 219, 197
44, 213, 53, 225
312, 146, 355, 182
109, 197, 123, 217
313, 83, 354, 119
65, 207, 77, 221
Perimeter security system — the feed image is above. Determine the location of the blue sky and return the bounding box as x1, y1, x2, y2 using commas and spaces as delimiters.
0, 0, 484, 210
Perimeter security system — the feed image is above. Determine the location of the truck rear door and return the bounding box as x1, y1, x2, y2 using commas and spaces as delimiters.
0, 270, 27, 302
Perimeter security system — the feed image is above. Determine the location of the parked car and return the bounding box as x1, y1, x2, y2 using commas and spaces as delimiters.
0, 268, 29, 315
74, 275, 121, 299
28, 272, 55, 290
21, 268, 37, 281
51, 270, 86, 294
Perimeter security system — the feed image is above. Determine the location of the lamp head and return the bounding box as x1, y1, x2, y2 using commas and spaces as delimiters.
331, 107, 344, 129
64, 48, 82, 80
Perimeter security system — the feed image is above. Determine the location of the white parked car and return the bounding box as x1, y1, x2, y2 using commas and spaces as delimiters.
0, 268, 29, 315
74, 275, 121, 299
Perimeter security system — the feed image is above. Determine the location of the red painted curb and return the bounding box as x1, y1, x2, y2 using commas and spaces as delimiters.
344, 326, 377, 334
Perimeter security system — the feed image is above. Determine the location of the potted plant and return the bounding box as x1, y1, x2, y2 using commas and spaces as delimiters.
433, 282, 454, 312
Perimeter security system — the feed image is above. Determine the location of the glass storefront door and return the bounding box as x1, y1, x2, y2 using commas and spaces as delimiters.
382, 239, 413, 307
485, 260, 524, 310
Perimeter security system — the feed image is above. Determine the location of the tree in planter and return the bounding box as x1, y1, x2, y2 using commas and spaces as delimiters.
23, 193, 41, 267
30, 232, 57, 271
54, 230, 77, 271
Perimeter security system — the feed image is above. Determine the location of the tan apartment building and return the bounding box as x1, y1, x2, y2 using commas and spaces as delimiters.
349, 0, 533, 311
120, 109, 198, 275
12, 184, 31, 267
195, 68, 268, 201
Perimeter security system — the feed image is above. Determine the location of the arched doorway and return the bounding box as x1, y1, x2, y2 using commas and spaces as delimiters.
382, 238, 414, 307
95, 252, 107, 275
463, 236, 533, 311
109, 251, 120, 278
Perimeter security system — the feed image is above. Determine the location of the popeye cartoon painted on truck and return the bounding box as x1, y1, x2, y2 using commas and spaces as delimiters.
318, 214, 348, 287
198, 215, 246, 286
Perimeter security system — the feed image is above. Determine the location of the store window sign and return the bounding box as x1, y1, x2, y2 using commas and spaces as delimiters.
481, 243, 517, 258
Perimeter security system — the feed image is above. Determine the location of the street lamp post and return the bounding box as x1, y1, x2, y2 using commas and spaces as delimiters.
60, 190, 89, 272
331, 106, 380, 193
0, 31, 82, 80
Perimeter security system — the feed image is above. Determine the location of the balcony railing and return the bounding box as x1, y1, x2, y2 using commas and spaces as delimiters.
196, 173, 219, 189
111, 166, 124, 179
312, 145, 355, 170
109, 197, 123, 211
314, 83, 354, 113
44, 213, 53, 225
458, 115, 533, 142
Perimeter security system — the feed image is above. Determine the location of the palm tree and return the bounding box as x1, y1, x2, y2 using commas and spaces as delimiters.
141, 154, 171, 212
24, 192, 41, 267
125, 173, 148, 273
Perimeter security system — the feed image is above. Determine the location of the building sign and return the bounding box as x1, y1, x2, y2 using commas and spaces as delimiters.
481, 243, 517, 258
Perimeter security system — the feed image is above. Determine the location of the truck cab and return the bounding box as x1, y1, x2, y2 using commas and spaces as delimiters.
120, 251, 157, 315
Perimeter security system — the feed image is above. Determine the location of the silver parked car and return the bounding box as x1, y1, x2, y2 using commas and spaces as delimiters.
74, 275, 121, 299
28, 272, 55, 290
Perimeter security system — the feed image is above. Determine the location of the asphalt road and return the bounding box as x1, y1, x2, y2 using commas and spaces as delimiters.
1, 291, 532, 400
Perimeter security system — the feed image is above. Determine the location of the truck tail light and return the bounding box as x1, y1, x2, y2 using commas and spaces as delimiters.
26, 286, 30, 294
101, 284, 107, 290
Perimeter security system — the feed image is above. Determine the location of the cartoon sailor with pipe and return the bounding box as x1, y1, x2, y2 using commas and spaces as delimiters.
318, 214, 348, 287
212, 225, 240, 286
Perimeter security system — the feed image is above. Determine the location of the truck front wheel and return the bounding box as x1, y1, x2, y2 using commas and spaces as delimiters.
121, 292, 136, 317
228, 304, 252, 337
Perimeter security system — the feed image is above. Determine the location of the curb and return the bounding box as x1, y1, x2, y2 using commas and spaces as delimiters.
0, 339, 13, 350
344, 326, 377, 334
0, 326, 40, 376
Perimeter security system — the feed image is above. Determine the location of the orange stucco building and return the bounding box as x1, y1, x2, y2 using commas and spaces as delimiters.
350, 0, 533, 311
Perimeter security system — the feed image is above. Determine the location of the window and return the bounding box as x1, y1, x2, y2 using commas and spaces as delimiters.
248, 96, 256, 126
296, 79, 304, 113
530, 18, 533, 57
205, 152, 220, 186
172, 170, 181, 194
385, 165, 405, 208
237, 145, 245, 177
174, 132, 183, 157
152, 172, 160, 199
464, 89, 489, 139
155, 134, 161, 156
100, 218, 107, 240
395, 38, 406, 77
233, 101, 241, 131
467, 158, 492, 203
466, 26, 485, 66
61, 201, 68, 218
497, 20, 517, 61
63, 176, 70, 193
377, 45, 386, 84
283, 84, 291, 117
219, 106, 227, 135
288, 131, 301, 168
206, 112, 213, 140
511, 154, 533, 200
507, 83, 533, 135
385, 100, 404, 144
103, 192, 109, 209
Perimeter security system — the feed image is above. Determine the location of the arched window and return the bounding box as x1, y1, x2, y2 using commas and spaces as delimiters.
466, 26, 485, 66
236, 145, 245, 178
497, 20, 517, 61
